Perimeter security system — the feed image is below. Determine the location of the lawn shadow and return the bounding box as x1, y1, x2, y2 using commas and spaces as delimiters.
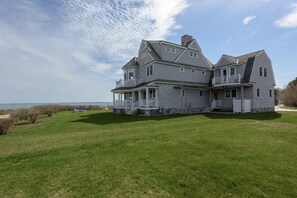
71, 112, 195, 125
71, 111, 282, 126
203, 111, 282, 120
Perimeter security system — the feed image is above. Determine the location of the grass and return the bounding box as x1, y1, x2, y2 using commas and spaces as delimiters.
1, 111, 297, 197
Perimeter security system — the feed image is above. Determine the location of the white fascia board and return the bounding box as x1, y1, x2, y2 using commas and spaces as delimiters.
160, 41, 186, 49
174, 49, 187, 62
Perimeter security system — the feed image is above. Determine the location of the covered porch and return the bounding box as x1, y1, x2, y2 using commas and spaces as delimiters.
112, 86, 159, 114
210, 84, 252, 114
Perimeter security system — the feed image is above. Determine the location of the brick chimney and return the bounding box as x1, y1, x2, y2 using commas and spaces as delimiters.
181, 34, 193, 47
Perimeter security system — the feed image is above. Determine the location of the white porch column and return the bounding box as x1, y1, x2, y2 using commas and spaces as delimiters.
241, 86, 244, 114
132, 92, 134, 108
138, 90, 141, 107
155, 88, 159, 107
113, 92, 115, 107
120, 93, 123, 107
146, 87, 149, 108
210, 89, 212, 109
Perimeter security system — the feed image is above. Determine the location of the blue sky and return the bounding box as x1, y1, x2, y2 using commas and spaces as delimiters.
0, 0, 297, 103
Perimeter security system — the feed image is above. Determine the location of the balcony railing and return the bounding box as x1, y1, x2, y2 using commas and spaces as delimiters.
212, 74, 241, 86
116, 79, 141, 88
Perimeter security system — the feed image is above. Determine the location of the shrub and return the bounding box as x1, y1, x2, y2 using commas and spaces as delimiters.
10, 108, 29, 121
28, 111, 39, 124
0, 118, 13, 135
44, 109, 53, 117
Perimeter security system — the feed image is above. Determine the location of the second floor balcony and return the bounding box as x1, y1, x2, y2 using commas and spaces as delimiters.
116, 79, 141, 88
212, 74, 241, 86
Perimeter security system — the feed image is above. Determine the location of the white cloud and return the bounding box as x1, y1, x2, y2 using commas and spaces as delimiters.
242, 15, 256, 25
0, 0, 189, 103
275, 4, 297, 28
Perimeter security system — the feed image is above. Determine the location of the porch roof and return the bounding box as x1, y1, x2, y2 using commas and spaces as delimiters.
210, 83, 253, 90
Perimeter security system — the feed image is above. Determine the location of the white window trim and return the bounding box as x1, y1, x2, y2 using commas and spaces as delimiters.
225, 90, 231, 98
256, 87, 260, 98
166, 46, 176, 54
229, 66, 236, 76
189, 51, 198, 58
146, 65, 153, 77
259, 67, 263, 77
264, 67, 267, 77
231, 89, 237, 98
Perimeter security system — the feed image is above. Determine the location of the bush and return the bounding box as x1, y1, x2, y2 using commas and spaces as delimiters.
28, 111, 39, 124
0, 118, 13, 135
44, 109, 53, 117
10, 108, 29, 121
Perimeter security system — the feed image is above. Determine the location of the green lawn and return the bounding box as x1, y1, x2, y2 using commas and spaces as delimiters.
1, 111, 297, 197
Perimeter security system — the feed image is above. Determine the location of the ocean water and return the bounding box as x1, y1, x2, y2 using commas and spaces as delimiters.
0, 102, 113, 110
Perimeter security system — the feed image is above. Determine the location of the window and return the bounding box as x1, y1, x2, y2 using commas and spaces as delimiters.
200, 90, 203, 96
189, 51, 198, 58
166, 46, 176, 53
269, 89, 272, 97
182, 89, 185, 97
180, 67, 185, 72
257, 87, 260, 97
225, 90, 231, 98
259, 67, 263, 76
264, 68, 267, 77
146, 65, 153, 76
202, 70, 206, 75
128, 72, 134, 79
191, 69, 195, 74
226, 90, 236, 98
124, 73, 127, 80
230, 67, 235, 76
150, 65, 153, 75
231, 90, 237, 98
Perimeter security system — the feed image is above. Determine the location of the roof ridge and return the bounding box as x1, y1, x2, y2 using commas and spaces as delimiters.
236, 50, 264, 58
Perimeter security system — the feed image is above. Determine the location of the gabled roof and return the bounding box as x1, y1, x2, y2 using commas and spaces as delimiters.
216, 50, 264, 67
122, 57, 139, 69
222, 54, 238, 63
237, 50, 263, 63
144, 40, 211, 69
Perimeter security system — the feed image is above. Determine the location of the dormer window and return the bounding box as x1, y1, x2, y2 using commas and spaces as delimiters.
166, 46, 176, 53
189, 51, 198, 58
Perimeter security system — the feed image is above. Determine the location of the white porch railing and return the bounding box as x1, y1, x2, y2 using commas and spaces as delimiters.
116, 79, 142, 88
139, 99, 159, 108
212, 74, 241, 86
114, 99, 159, 108
211, 100, 221, 109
